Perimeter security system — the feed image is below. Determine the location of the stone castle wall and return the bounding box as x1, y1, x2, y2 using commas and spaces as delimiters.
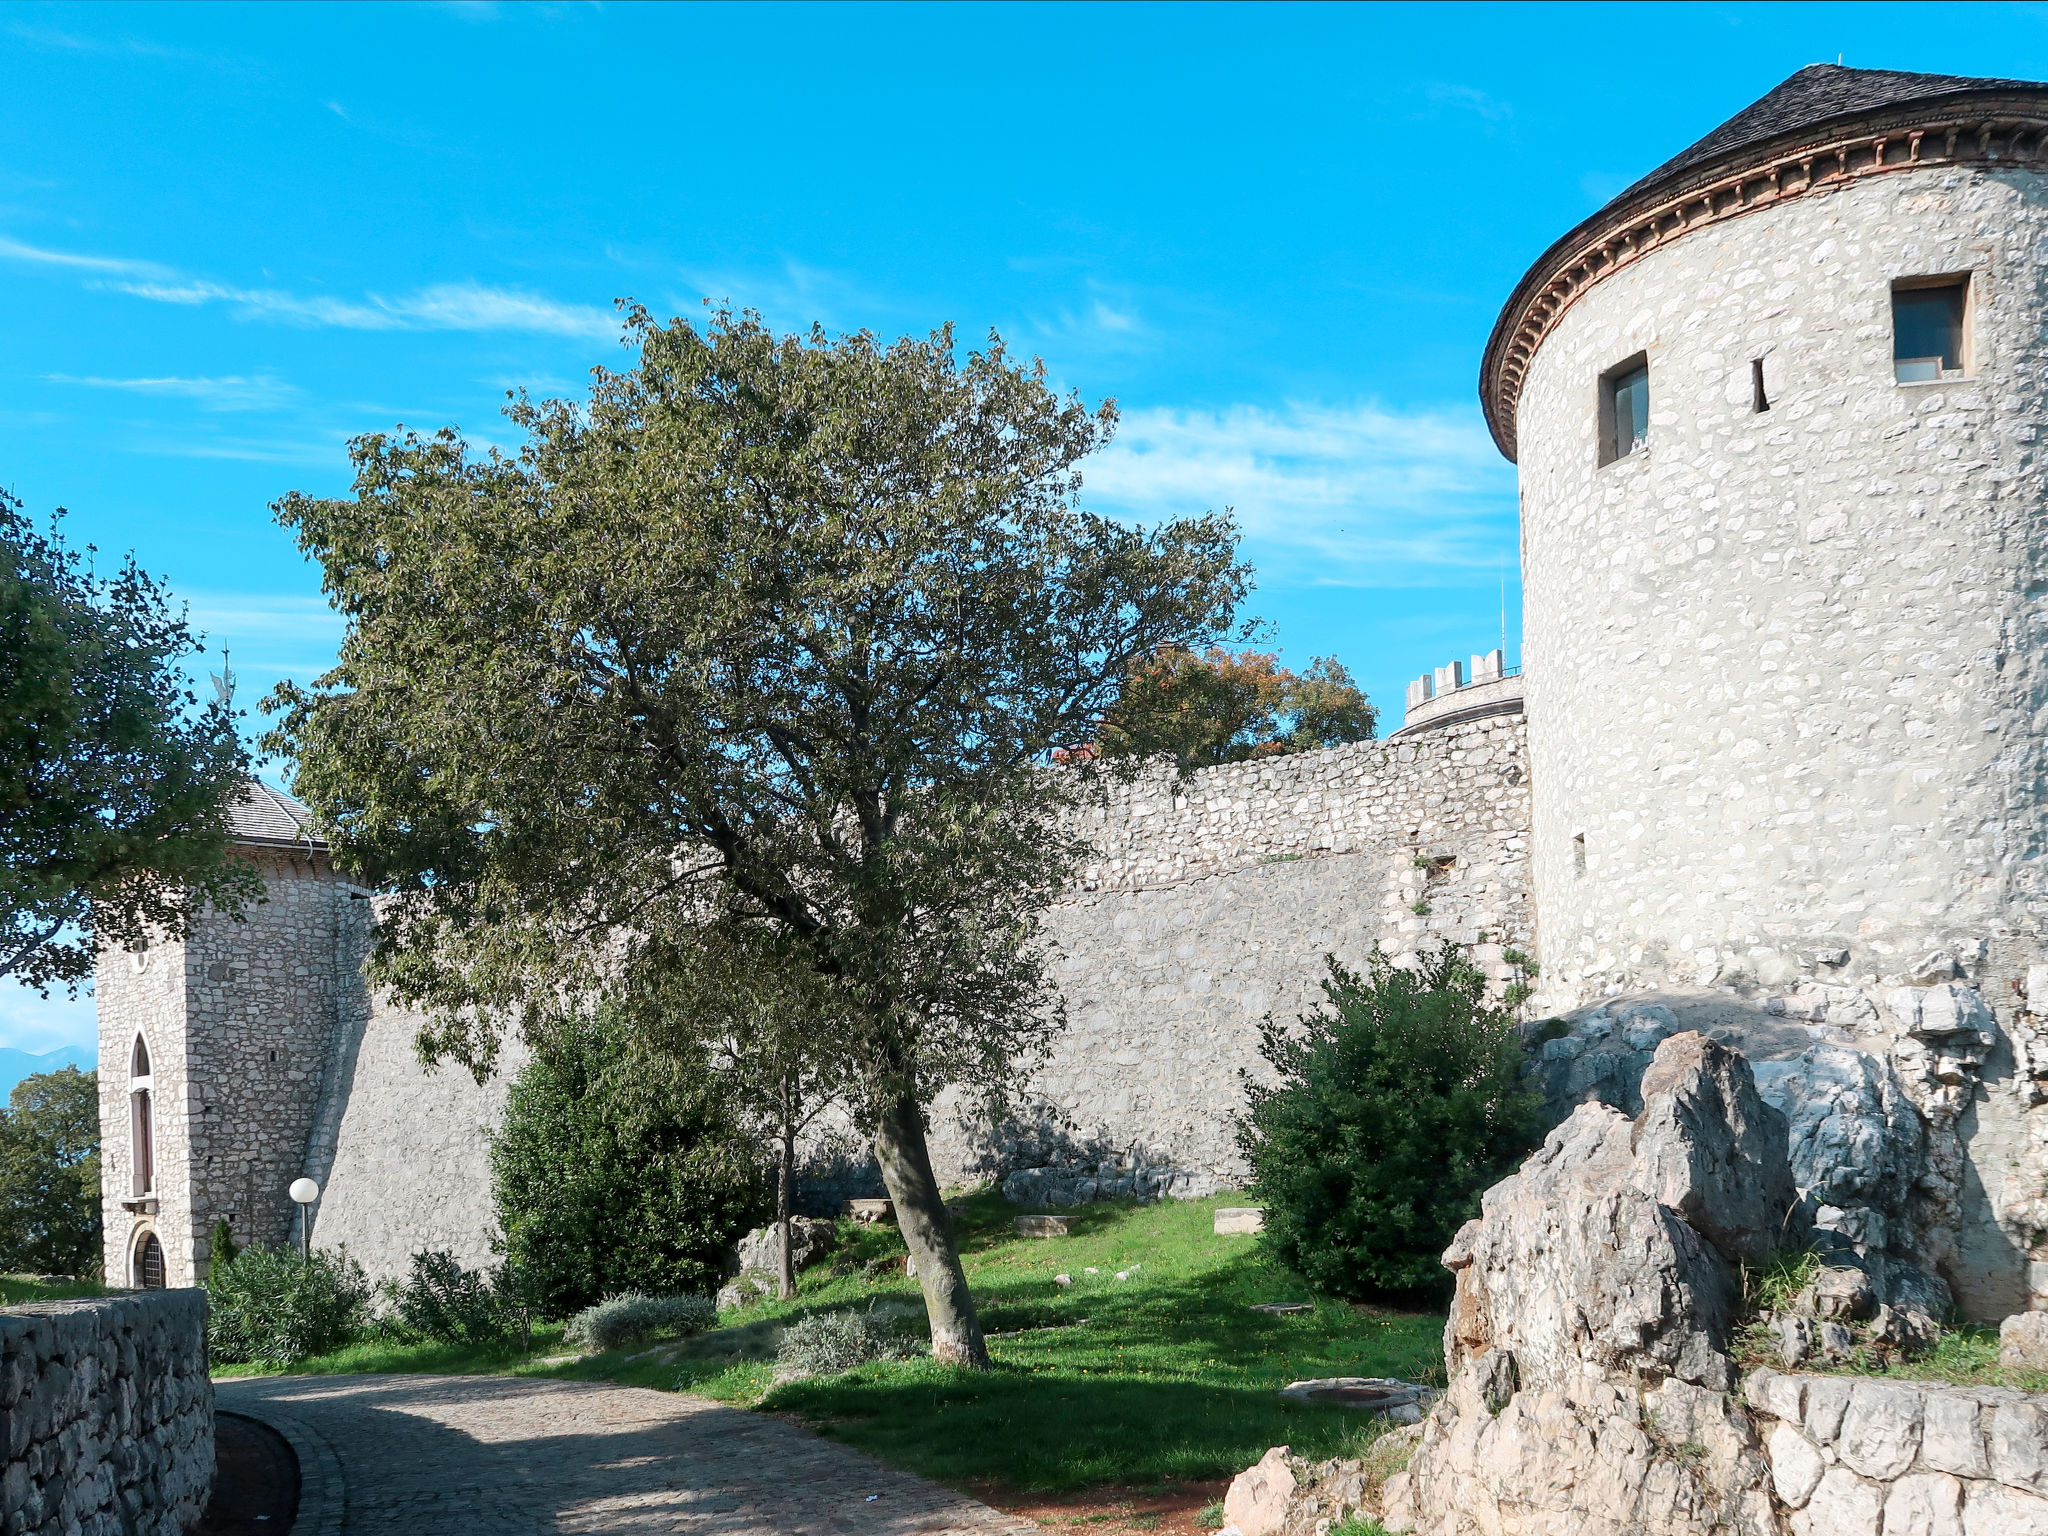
94, 715, 1533, 1285
0, 1290, 214, 1536
927, 714, 1534, 1191
304, 894, 527, 1279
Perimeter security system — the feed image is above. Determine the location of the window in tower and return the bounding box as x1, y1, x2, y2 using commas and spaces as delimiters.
1599, 354, 1650, 465
1752, 358, 1770, 413
129, 1034, 154, 1196
1893, 276, 1970, 382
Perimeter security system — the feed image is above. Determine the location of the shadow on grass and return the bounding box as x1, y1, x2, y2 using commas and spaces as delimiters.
765, 1360, 1386, 1492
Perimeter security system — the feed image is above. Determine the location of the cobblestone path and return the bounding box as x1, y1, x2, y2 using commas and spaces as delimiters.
217, 1374, 1039, 1536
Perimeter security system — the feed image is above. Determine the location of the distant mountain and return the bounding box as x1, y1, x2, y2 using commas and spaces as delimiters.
0, 1045, 95, 1101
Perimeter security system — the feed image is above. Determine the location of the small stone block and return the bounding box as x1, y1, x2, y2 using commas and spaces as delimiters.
1015, 1215, 1071, 1238
1215, 1207, 1265, 1235
844, 1199, 894, 1224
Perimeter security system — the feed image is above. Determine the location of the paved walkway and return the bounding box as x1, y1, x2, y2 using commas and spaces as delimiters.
217, 1374, 1039, 1536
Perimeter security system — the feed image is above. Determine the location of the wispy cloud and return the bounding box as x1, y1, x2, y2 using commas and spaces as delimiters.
0, 979, 95, 1055
106, 276, 619, 338
44, 373, 301, 412
0, 234, 170, 279
669, 257, 902, 336
1083, 401, 1516, 589
1424, 82, 1514, 124
2, 20, 223, 65
0, 235, 619, 339
182, 592, 348, 691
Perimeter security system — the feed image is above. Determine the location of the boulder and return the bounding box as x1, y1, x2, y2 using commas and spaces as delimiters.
1223, 1446, 1296, 1536
2003, 1313, 2048, 1371
1630, 1031, 1800, 1264
733, 1216, 835, 1279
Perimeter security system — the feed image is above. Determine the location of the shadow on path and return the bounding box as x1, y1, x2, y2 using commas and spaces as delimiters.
217, 1372, 1037, 1535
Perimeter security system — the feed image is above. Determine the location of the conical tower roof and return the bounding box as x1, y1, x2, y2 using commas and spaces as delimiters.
1480, 64, 2048, 460
226, 779, 325, 849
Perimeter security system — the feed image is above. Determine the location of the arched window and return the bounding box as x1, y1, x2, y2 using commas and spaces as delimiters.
134, 1230, 165, 1290
129, 1034, 154, 1197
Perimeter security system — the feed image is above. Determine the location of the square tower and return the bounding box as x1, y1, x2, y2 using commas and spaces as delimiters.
96, 784, 356, 1289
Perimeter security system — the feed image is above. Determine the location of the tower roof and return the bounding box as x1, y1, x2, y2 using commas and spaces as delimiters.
227, 780, 326, 850
1480, 64, 2048, 461
1617, 64, 2048, 204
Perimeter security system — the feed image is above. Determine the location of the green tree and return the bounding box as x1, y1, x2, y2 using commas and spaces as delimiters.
0, 494, 257, 991
490, 1011, 771, 1319
1236, 944, 1541, 1299
267, 309, 1246, 1366
0, 1066, 102, 1277
1095, 646, 1375, 770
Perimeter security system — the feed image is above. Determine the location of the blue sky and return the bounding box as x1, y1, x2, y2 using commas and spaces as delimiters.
7, 0, 2048, 1050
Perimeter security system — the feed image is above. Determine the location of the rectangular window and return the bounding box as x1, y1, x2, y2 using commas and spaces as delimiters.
1599, 354, 1649, 465
1752, 358, 1770, 413
1893, 276, 1969, 382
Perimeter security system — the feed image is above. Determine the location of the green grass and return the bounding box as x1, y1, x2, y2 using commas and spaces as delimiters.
213, 1191, 1446, 1493
1, 1274, 109, 1305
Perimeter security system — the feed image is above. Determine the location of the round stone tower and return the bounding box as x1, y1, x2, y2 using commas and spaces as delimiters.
1488, 64, 2048, 1007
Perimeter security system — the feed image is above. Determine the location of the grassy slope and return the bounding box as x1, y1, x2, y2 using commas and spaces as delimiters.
0, 1275, 109, 1305
218, 1192, 1446, 1493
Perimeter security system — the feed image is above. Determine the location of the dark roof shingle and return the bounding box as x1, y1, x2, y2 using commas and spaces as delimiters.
228, 781, 323, 848
1617, 63, 2048, 204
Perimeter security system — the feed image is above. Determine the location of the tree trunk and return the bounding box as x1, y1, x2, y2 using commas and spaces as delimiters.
776, 1077, 797, 1301
872, 1089, 988, 1368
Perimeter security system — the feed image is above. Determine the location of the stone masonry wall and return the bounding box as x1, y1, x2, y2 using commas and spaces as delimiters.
101, 718, 1531, 1283
95, 932, 190, 1290
306, 893, 528, 1280
178, 849, 351, 1281
927, 715, 1534, 1190
1517, 165, 2048, 1011
0, 1290, 214, 1536
1747, 1366, 2048, 1536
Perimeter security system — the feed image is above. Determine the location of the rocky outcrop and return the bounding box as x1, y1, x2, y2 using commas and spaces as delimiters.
1384, 1032, 1783, 1536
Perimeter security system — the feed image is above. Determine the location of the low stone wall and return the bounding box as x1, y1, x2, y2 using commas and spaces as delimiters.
0, 1289, 214, 1536
1748, 1366, 2048, 1536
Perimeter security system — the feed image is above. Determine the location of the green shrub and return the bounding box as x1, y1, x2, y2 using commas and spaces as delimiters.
564, 1290, 717, 1353
775, 1301, 928, 1375
384, 1250, 517, 1346
1237, 943, 1543, 1299
207, 1244, 371, 1366
492, 1012, 772, 1320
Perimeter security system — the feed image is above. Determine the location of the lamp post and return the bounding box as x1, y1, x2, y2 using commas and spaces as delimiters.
288, 1177, 320, 1261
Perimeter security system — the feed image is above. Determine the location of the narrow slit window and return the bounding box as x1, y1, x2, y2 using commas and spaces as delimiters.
1572, 832, 1587, 878
1752, 358, 1770, 413
1599, 355, 1649, 465
1893, 277, 1968, 382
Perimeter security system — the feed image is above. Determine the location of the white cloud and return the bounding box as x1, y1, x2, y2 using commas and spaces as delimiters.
0, 236, 620, 339
1082, 400, 1517, 589
179, 593, 348, 699
44, 373, 301, 411
105, 276, 619, 338
0, 234, 170, 279
393, 282, 618, 338
0, 980, 96, 1055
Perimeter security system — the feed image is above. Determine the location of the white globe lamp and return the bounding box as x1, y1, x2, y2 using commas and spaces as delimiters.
289, 1177, 321, 1259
